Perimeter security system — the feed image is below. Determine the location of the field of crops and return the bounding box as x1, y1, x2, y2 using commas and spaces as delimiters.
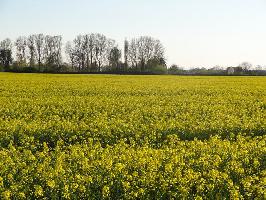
0, 73, 265, 199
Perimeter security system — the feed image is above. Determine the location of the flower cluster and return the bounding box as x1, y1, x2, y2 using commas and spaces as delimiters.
0, 73, 265, 199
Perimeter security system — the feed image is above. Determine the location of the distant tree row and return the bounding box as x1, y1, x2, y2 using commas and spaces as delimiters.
0, 34, 167, 74
0, 34, 265, 75
168, 63, 266, 76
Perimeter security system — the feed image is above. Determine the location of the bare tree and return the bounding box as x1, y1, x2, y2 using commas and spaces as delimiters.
128, 38, 138, 70
15, 36, 27, 66
153, 39, 165, 60
87, 34, 96, 70
66, 35, 87, 71
124, 39, 129, 71
44, 35, 62, 70
0, 38, 12, 50
73, 34, 86, 71
95, 34, 108, 71
34, 34, 45, 70
66, 33, 116, 72
239, 62, 252, 71
54, 36, 62, 68
127, 36, 165, 72
65, 41, 75, 70
28, 35, 36, 66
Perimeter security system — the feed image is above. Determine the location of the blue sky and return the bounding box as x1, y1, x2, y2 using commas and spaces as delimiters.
0, 0, 266, 68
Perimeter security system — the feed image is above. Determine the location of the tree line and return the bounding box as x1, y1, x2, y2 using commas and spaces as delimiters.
0, 34, 265, 75
0, 34, 167, 74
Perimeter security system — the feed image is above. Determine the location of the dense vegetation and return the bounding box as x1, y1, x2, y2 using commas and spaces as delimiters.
0, 73, 265, 199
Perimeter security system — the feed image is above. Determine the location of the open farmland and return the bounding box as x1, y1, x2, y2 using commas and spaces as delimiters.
0, 73, 265, 199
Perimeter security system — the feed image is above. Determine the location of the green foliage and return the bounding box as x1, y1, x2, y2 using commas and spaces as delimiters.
0, 73, 265, 199
0, 50, 12, 70
146, 57, 167, 74
146, 64, 167, 74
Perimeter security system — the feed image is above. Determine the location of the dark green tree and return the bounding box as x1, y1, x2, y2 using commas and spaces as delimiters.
108, 47, 121, 71
0, 49, 12, 70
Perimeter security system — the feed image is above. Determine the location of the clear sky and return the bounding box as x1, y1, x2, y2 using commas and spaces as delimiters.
0, 0, 266, 68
